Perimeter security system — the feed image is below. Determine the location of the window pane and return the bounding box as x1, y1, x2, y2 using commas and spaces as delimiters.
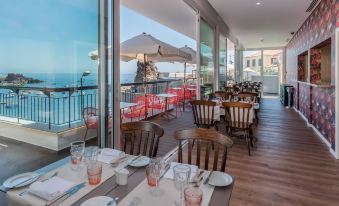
200, 18, 214, 99
219, 36, 227, 89
243, 50, 261, 82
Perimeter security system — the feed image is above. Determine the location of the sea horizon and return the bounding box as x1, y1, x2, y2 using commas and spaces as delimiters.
0, 72, 136, 88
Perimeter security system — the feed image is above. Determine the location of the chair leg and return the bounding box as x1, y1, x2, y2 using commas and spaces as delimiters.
246, 133, 251, 156
83, 128, 88, 142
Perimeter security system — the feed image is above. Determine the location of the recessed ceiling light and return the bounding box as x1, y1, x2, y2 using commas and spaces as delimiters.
256, 2, 261, 5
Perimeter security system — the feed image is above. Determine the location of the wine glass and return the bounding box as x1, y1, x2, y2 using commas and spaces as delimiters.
173, 165, 191, 206
70, 141, 85, 171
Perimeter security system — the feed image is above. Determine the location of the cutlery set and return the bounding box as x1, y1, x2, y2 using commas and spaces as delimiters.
45, 182, 86, 206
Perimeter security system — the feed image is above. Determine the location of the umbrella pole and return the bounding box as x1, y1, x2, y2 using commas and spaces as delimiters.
183, 62, 187, 111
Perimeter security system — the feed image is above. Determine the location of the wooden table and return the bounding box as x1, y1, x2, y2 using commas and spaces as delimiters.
2, 148, 234, 206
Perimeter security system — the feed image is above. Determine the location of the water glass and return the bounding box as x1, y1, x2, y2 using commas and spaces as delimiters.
173, 165, 191, 206
184, 186, 203, 206
83, 146, 99, 165
146, 161, 163, 196
70, 141, 85, 171
146, 163, 161, 187
87, 161, 102, 185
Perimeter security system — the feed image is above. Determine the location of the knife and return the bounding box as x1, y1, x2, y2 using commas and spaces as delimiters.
45, 182, 86, 206
159, 164, 171, 180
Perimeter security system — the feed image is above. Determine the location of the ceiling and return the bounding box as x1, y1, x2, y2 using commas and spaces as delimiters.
122, 0, 196, 40
208, 0, 318, 49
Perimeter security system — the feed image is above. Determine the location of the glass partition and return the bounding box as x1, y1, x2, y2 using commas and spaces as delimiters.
263, 49, 283, 94
200, 18, 215, 99
219, 35, 227, 90
0, 0, 115, 180
243, 50, 262, 82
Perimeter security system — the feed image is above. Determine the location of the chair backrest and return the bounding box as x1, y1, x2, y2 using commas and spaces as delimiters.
175, 128, 233, 172
224, 86, 234, 92
190, 100, 217, 128
213, 92, 233, 101
238, 92, 258, 103
120, 121, 164, 158
222, 102, 253, 130
83, 107, 98, 126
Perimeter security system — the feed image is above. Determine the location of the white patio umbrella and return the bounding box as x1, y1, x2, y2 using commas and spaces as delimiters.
243, 67, 255, 81
89, 33, 191, 83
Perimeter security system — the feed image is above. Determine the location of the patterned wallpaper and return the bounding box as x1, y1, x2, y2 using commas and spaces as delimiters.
286, 0, 338, 82
285, 0, 338, 151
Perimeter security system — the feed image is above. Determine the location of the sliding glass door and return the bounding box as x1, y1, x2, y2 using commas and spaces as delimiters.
242, 50, 262, 82
0, 0, 115, 148
219, 35, 227, 90
262, 50, 283, 94
199, 18, 215, 99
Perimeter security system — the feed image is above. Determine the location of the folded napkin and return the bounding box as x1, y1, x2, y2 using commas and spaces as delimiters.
98, 148, 125, 164
164, 162, 198, 181
27, 176, 74, 201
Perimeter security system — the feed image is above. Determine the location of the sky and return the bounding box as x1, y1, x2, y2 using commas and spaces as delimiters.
0, 0, 196, 75
0, 0, 98, 75
120, 6, 196, 74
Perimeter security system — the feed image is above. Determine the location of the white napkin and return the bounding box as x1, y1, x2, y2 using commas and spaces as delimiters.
98, 148, 125, 164
27, 176, 74, 201
164, 162, 198, 181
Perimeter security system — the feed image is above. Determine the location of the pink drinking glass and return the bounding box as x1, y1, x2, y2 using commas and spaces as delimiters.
184, 186, 203, 206
87, 162, 102, 185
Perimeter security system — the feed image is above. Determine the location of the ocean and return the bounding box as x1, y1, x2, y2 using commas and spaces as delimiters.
0, 73, 136, 126
4, 73, 136, 88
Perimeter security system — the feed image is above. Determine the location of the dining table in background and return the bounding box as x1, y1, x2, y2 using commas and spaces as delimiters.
156, 93, 178, 119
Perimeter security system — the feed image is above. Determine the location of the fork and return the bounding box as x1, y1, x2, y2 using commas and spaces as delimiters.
19, 171, 58, 196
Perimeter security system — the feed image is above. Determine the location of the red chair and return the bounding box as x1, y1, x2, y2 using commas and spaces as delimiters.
83, 107, 98, 141
123, 105, 147, 122
83, 107, 113, 141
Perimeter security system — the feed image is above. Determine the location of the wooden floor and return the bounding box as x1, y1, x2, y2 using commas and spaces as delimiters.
1, 98, 339, 205
227, 98, 339, 206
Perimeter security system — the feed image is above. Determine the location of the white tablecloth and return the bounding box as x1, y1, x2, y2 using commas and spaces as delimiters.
117, 175, 214, 206
213, 105, 255, 124
6, 156, 132, 206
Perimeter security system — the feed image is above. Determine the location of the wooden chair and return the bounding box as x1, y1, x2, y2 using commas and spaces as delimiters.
238, 92, 260, 123
222, 102, 254, 155
120, 121, 164, 158
175, 128, 233, 172
213, 92, 233, 102
237, 92, 258, 103
190, 100, 218, 129
224, 86, 234, 93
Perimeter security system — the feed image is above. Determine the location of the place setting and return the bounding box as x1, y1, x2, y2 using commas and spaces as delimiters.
2, 140, 152, 206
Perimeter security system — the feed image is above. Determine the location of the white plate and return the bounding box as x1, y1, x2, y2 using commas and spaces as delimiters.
208, 171, 233, 187
81, 196, 116, 206
129, 156, 150, 167
3, 172, 41, 189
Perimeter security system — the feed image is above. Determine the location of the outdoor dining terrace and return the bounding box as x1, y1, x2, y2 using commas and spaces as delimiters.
1, 94, 339, 205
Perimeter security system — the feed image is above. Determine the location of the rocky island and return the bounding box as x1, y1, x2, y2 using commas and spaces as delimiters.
0, 73, 43, 86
